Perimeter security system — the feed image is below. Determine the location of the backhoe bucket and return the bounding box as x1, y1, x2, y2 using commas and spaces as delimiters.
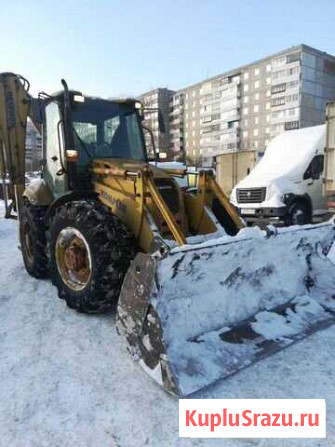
117, 222, 335, 396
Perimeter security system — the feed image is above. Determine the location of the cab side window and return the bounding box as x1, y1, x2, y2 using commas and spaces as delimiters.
303, 155, 324, 180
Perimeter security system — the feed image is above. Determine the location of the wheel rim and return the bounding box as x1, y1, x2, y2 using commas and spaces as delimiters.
23, 221, 34, 265
55, 227, 92, 291
291, 208, 304, 225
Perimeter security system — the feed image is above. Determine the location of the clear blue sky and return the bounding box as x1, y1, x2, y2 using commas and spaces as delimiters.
1, 0, 335, 98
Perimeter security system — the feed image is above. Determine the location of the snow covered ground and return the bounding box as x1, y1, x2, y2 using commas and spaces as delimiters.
0, 206, 334, 446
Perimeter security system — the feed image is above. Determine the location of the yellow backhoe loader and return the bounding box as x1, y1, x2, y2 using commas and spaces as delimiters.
1, 73, 335, 396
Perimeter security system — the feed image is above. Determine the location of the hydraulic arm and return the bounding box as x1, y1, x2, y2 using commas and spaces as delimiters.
0, 73, 41, 218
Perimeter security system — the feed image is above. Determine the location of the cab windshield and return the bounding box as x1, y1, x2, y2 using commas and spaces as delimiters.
71, 98, 147, 164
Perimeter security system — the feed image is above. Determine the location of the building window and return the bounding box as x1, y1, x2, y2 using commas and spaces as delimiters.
287, 80, 299, 90
255, 93, 260, 101
228, 120, 239, 129
254, 117, 259, 125
266, 89, 271, 97
288, 66, 299, 76
229, 74, 240, 84
254, 128, 259, 137
266, 127, 270, 134
285, 121, 299, 130
271, 96, 285, 107
254, 80, 260, 89
254, 68, 260, 76
271, 83, 286, 94
202, 115, 211, 124
289, 107, 298, 116
286, 53, 300, 64
286, 94, 299, 103
211, 113, 221, 121
272, 67, 298, 80
272, 56, 286, 68
243, 107, 249, 115
325, 60, 335, 74
244, 96, 249, 104
243, 130, 248, 138
266, 102, 271, 110
254, 105, 259, 113
244, 72, 249, 80
244, 84, 249, 93
266, 64, 271, 72
266, 77, 271, 85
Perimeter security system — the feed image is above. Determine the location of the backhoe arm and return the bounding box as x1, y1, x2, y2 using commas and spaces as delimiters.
0, 72, 41, 218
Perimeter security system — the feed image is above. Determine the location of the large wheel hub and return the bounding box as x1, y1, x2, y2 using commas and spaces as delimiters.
55, 228, 92, 291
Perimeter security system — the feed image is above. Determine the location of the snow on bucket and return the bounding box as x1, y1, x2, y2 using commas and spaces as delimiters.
117, 221, 335, 396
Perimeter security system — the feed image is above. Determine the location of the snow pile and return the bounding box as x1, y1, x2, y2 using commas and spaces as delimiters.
155, 222, 334, 343
252, 294, 328, 339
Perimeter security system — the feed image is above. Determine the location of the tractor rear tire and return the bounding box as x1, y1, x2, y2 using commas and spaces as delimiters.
19, 201, 48, 279
48, 200, 136, 313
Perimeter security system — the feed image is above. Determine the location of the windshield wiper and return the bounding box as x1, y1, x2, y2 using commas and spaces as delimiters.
72, 126, 93, 160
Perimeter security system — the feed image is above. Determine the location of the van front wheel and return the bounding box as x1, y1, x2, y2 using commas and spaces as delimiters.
285, 202, 311, 226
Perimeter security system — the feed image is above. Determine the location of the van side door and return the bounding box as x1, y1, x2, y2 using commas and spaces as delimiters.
303, 154, 327, 215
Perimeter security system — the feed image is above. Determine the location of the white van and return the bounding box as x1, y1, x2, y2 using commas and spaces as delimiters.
230, 125, 327, 225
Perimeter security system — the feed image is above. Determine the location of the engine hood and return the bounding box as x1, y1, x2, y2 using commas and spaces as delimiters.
92, 158, 177, 180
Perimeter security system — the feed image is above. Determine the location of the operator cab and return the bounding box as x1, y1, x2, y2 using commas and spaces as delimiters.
42, 89, 147, 197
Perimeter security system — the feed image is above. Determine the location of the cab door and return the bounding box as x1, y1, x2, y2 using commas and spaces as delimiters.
43, 101, 68, 198
303, 154, 327, 214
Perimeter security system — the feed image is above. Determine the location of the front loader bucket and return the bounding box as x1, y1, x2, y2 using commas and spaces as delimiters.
117, 222, 335, 396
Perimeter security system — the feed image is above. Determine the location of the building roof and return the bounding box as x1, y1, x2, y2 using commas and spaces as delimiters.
139, 87, 175, 99
141, 44, 335, 97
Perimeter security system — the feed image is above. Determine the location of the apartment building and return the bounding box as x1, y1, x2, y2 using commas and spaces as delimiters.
140, 44, 335, 165
169, 92, 185, 160
139, 88, 174, 157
